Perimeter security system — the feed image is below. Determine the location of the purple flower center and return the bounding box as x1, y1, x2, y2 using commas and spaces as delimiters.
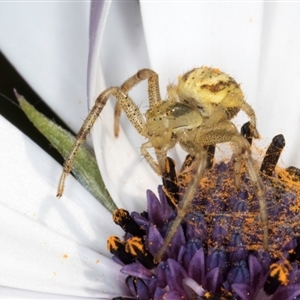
108, 135, 300, 300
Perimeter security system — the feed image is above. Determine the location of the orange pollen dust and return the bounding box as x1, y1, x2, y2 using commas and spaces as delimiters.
176, 162, 300, 258
269, 259, 291, 286
125, 236, 145, 257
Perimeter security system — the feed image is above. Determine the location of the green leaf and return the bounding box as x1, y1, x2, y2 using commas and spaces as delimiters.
16, 91, 117, 214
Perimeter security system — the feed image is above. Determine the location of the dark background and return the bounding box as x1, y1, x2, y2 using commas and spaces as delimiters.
0, 51, 74, 165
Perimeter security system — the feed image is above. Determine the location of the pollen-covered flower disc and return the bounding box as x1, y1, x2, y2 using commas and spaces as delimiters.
108, 132, 300, 300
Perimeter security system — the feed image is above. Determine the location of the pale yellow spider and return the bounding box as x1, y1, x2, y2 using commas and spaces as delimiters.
57, 66, 268, 263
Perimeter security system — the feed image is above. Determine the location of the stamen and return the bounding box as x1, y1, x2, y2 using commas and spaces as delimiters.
285, 166, 300, 182
125, 237, 156, 269
287, 237, 300, 263
180, 154, 196, 173
260, 134, 285, 176
264, 260, 291, 295
107, 236, 135, 265
162, 157, 179, 208
264, 238, 300, 295
113, 209, 145, 237
205, 145, 215, 169
241, 121, 253, 145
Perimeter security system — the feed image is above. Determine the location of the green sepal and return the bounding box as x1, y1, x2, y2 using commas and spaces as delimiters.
17, 92, 117, 213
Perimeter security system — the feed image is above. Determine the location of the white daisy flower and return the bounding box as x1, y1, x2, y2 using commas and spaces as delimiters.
1, 1, 300, 299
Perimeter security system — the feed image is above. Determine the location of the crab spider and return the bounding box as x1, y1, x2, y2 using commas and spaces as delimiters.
57, 66, 268, 263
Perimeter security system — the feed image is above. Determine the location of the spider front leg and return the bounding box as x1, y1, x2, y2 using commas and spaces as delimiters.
114, 69, 161, 137
57, 86, 147, 197
154, 145, 207, 263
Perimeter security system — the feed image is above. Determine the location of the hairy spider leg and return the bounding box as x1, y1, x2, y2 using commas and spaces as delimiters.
140, 141, 165, 175
57, 87, 146, 197
154, 148, 208, 263
242, 148, 268, 250
114, 69, 161, 137
230, 133, 268, 250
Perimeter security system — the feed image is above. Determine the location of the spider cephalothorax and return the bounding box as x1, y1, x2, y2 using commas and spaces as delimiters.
57, 66, 267, 262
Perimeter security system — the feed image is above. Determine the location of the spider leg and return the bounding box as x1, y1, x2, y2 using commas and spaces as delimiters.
140, 139, 174, 177
231, 133, 268, 250
154, 146, 207, 263
141, 141, 162, 175
244, 153, 268, 249
240, 102, 259, 138
114, 69, 161, 137
179, 145, 215, 175
57, 87, 146, 197
197, 121, 268, 249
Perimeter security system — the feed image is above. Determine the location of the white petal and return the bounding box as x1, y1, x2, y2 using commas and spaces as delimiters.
255, 3, 300, 168
0, 2, 90, 132
0, 285, 98, 299
89, 1, 158, 212
140, 2, 264, 101
0, 117, 126, 297
0, 204, 126, 298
